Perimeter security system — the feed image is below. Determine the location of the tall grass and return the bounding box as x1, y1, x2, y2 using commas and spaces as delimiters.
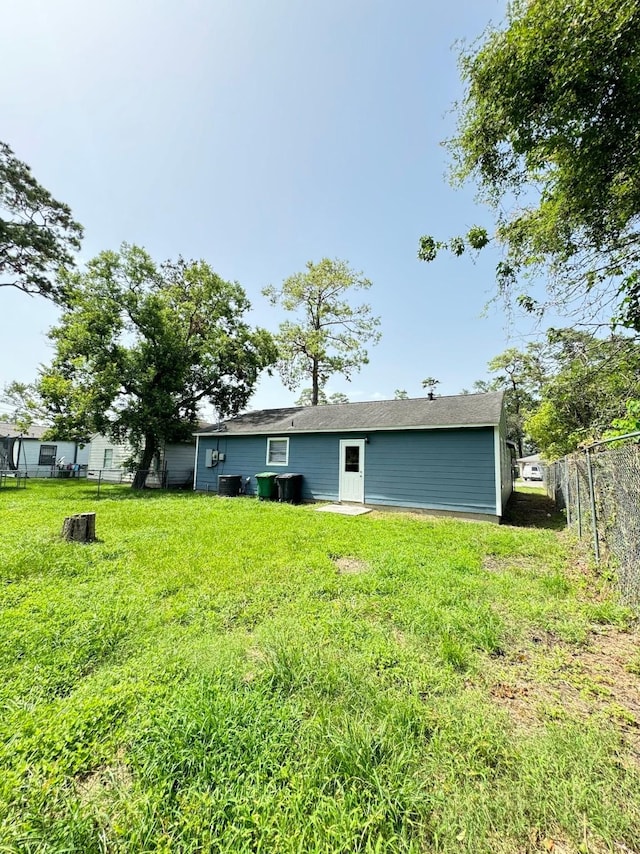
0, 481, 637, 852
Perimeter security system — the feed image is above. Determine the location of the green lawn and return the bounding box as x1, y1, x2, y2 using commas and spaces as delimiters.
1, 481, 639, 853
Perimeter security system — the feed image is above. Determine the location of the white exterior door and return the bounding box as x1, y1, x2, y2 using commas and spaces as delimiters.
339, 439, 365, 503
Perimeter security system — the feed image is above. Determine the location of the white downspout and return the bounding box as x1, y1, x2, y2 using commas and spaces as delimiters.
494, 425, 502, 519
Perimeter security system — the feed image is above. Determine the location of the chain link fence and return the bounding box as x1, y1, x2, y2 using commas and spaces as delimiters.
0, 465, 88, 480
87, 468, 194, 495
546, 433, 640, 604
1, 467, 194, 495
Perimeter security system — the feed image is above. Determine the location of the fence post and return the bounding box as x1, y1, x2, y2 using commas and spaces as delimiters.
564, 457, 571, 526
585, 448, 600, 564
97, 469, 102, 499
575, 463, 582, 539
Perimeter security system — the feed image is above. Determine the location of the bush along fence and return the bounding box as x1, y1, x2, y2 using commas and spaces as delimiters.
546, 432, 640, 604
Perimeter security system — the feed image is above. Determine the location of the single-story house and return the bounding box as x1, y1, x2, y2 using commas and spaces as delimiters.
0, 423, 90, 477
87, 434, 196, 487
194, 391, 513, 522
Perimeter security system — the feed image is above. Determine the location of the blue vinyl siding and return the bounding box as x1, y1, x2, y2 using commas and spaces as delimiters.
195, 433, 340, 500
363, 429, 495, 514
196, 427, 497, 515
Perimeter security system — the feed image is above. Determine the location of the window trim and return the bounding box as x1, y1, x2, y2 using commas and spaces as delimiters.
38, 444, 57, 466
266, 436, 289, 467
103, 448, 114, 469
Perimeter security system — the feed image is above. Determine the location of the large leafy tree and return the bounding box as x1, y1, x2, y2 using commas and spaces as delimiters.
0, 141, 83, 299
605, 399, 640, 438
36, 245, 276, 486
0, 381, 46, 431
419, 0, 640, 330
472, 348, 545, 457
525, 330, 640, 457
263, 258, 381, 405
294, 388, 350, 406
473, 332, 640, 458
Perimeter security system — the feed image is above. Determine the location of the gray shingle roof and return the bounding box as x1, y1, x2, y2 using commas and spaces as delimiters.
0, 422, 48, 440
196, 392, 504, 435
517, 453, 541, 463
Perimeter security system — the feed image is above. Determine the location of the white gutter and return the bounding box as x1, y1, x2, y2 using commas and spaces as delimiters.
193, 435, 199, 491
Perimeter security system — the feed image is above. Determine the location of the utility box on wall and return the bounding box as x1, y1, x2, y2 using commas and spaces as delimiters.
205, 449, 226, 467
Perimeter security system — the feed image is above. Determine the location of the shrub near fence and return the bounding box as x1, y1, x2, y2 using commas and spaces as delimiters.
546, 433, 640, 604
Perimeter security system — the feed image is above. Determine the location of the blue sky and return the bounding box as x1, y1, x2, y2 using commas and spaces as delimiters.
1, 0, 539, 419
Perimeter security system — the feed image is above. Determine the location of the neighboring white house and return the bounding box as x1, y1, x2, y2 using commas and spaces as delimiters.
87, 434, 133, 480
87, 434, 195, 487
0, 423, 90, 477
517, 453, 544, 481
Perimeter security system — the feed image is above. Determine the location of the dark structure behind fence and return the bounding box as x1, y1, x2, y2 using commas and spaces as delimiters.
546, 432, 640, 604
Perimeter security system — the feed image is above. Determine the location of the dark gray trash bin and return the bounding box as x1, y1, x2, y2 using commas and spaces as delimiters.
275, 473, 303, 504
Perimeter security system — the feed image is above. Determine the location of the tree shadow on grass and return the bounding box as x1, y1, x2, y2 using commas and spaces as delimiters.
503, 487, 566, 530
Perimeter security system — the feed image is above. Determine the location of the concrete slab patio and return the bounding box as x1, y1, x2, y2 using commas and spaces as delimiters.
315, 504, 372, 516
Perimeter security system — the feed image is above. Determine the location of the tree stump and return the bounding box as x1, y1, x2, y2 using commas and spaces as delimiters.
62, 512, 96, 543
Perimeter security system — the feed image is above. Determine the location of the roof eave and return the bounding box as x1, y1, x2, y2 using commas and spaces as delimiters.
195, 421, 499, 437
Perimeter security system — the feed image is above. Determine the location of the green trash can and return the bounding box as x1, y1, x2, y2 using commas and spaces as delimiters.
255, 472, 278, 500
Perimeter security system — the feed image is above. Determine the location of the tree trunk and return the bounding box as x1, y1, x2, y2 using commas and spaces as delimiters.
132, 434, 157, 489
62, 512, 96, 542
311, 360, 319, 406
511, 383, 524, 459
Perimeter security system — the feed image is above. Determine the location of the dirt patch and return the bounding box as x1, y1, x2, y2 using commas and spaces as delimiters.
487, 627, 640, 759
574, 628, 640, 741
76, 752, 133, 806
482, 555, 539, 574
492, 826, 639, 854
333, 556, 369, 575
491, 681, 531, 700
242, 646, 269, 683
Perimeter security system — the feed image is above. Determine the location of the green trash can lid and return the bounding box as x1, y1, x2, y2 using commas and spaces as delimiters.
256, 472, 278, 478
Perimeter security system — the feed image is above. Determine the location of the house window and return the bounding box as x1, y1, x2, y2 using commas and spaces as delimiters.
266, 437, 289, 466
39, 444, 57, 466
103, 448, 113, 469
